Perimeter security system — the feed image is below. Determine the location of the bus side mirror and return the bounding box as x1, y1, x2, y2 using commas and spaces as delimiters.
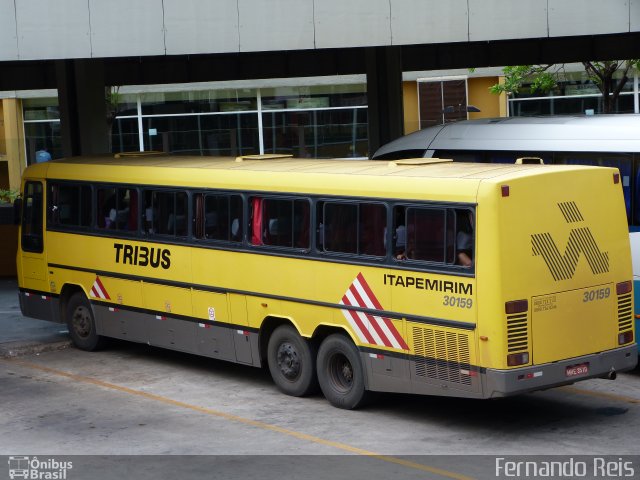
13, 198, 22, 225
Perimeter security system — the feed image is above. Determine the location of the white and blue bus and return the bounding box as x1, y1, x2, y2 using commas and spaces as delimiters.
373, 114, 640, 348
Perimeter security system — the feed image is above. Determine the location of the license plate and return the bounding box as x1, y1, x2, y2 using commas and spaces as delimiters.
566, 363, 589, 377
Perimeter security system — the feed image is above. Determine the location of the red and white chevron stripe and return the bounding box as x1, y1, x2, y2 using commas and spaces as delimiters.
90, 276, 110, 300
339, 273, 408, 350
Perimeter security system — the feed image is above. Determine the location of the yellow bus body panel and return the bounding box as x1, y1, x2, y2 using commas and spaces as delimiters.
16, 156, 636, 399
476, 166, 632, 369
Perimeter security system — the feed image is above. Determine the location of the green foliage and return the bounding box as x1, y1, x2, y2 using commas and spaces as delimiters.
489, 60, 639, 113
105, 86, 122, 127
490, 60, 639, 97
490, 65, 558, 96
0, 189, 19, 204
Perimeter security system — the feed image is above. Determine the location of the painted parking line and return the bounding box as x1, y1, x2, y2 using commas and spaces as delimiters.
560, 385, 640, 405
7, 358, 474, 480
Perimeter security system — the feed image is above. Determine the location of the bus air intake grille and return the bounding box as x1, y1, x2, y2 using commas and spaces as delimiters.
506, 313, 529, 353
617, 293, 633, 332
412, 327, 471, 385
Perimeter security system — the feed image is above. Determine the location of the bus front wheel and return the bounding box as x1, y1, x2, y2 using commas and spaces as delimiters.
267, 325, 318, 397
66, 292, 106, 351
317, 334, 368, 409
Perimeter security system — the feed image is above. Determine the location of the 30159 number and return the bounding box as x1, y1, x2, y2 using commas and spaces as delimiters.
583, 287, 610, 303
443, 296, 473, 309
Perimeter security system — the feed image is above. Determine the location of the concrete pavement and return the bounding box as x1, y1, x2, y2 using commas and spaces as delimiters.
0, 277, 71, 358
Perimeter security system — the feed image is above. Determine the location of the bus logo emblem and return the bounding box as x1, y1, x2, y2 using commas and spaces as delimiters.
532, 202, 609, 281
339, 273, 408, 350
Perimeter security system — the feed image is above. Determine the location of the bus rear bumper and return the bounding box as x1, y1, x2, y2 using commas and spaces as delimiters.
483, 344, 638, 398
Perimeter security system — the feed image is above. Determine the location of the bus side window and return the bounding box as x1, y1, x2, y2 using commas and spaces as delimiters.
49, 183, 91, 228
405, 207, 446, 262
392, 206, 406, 259
154, 191, 172, 235
250, 197, 263, 245
176, 192, 188, 236
143, 190, 154, 234
48, 183, 59, 225
97, 187, 116, 229
323, 202, 357, 254
193, 193, 205, 239
145, 190, 188, 237
199, 193, 243, 242
126, 189, 139, 231
251, 197, 310, 249
455, 209, 474, 267
168, 192, 188, 237
114, 187, 136, 231
359, 204, 386, 256
230, 196, 242, 242
321, 201, 385, 257
97, 187, 135, 231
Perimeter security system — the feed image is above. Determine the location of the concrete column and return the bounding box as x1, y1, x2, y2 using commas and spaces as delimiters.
366, 46, 404, 158
56, 59, 109, 157
2, 99, 26, 191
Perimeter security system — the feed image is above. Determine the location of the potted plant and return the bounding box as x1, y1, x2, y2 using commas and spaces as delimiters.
0, 188, 19, 276
0, 188, 19, 225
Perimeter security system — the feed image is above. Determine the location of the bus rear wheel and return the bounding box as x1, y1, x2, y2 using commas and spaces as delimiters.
66, 292, 106, 351
317, 334, 368, 409
267, 325, 318, 397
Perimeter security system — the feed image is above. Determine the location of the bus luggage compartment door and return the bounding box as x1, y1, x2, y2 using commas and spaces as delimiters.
531, 284, 616, 364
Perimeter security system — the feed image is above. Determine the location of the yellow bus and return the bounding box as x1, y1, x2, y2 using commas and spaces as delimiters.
16, 154, 637, 409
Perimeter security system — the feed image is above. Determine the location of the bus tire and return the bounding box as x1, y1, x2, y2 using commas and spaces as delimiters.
267, 325, 318, 397
66, 292, 106, 351
317, 334, 368, 409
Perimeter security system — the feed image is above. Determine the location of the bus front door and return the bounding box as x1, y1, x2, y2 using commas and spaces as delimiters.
19, 181, 54, 320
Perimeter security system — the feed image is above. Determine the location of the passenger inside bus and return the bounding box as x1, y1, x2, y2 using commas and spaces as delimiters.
394, 225, 407, 260
456, 210, 474, 267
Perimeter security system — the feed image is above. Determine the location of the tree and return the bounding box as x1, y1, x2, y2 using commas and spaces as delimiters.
489, 60, 640, 114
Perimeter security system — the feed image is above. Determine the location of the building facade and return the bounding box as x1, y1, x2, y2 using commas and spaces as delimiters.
2, 65, 640, 193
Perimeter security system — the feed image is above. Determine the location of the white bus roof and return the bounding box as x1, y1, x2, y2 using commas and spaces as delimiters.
373, 115, 640, 158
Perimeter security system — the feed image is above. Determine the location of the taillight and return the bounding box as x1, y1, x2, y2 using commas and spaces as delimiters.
618, 331, 633, 345
505, 299, 528, 314
507, 352, 530, 366
616, 280, 632, 295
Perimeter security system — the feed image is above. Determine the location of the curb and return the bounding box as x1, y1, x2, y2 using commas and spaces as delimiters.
0, 338, 72, 358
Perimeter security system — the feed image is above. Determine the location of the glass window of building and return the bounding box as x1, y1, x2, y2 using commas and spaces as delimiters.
18, 79, 369, 161
23, 97, 62, 164
508, 69, 637, 116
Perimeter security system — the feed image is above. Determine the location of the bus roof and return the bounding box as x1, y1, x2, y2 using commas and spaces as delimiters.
27, 154, 604, 203
372, 114, 640, 158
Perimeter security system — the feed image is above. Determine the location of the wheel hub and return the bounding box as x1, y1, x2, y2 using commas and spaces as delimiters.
276, 342, 300, 380
340, 361, 353, 384
329, 353, 354, 393
72, 306, 91, 339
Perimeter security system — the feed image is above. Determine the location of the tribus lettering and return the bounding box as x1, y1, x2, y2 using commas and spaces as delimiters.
114, 243, 171, 269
